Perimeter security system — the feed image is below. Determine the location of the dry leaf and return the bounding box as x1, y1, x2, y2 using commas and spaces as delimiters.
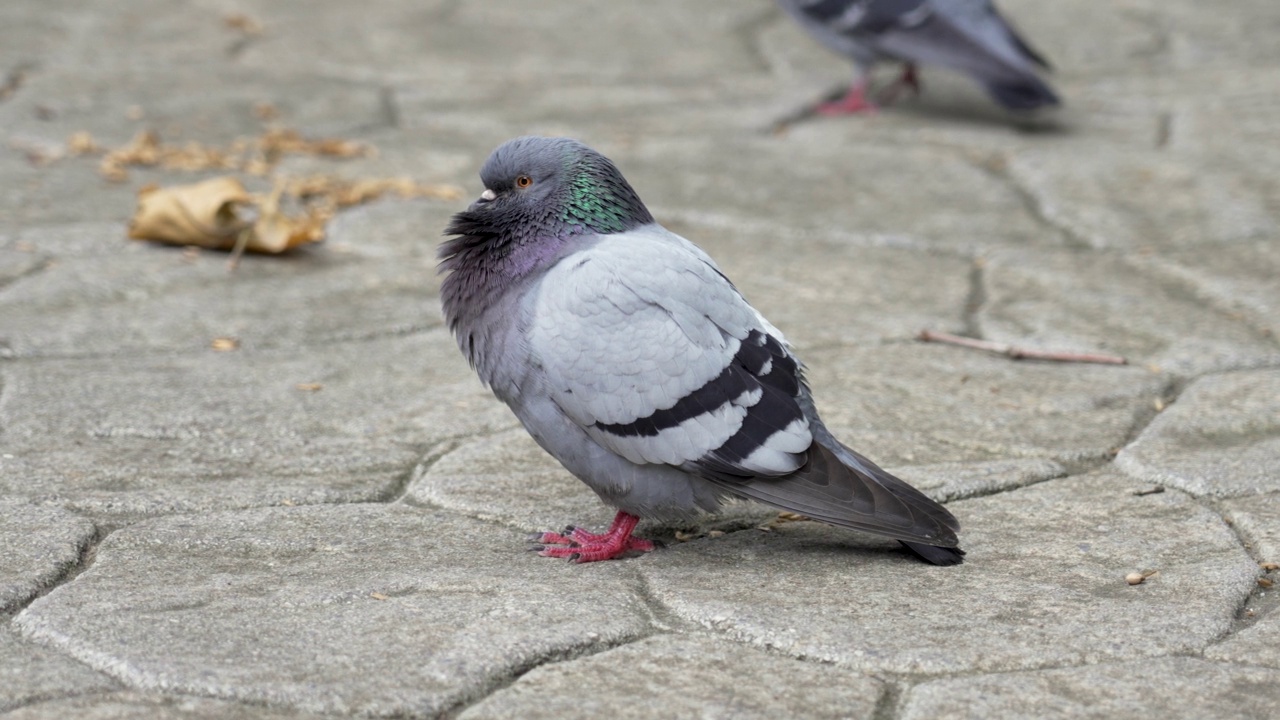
295, 383, 324, 392
211, 337, 240, 352
98, 128, 369, 181
370, 592, 389, 601
67, 131, 101, 156
128, 176, 253, 248
224, 12, 263, 35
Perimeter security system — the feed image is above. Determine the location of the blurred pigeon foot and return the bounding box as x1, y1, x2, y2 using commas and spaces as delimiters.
816, 80, 879, 115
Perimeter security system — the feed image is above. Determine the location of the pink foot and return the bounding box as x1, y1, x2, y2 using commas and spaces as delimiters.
877, 64, 922, 105
817, 81, 878, 115
528, 511, 656, 563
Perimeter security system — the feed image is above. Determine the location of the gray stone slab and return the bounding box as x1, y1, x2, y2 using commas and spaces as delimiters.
1, 625, 117, 713
2, 691, 330, 720
1116, 369, 1280, 497
801, 343, 1164, 465
0, 216, 452, 358
1128, 239, 1280, 341
639, 472, 1258, 674
1005, 147, 1277, 249
887, 458, 1066, 503
615, 135, 1048, 250
1207, 612, 1280, 672
1206, 493, 1280, 670
979, 247, 1279, 376
900, 657, 1280, 720
230, 0, 764, 86
0, 248, 44, 288
0, 67, 388, 152
15, 504, 651, 717
0, 502, 95, 613
0, 158, 142, 229
1222, 493, 1280, 563
1, 222, 129, 258
458, 634, 884, 720
0, 332, 513, 518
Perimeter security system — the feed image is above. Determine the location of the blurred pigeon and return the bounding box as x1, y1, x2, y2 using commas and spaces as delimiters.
777, 0, 1058, 113
440, 137, 963, 565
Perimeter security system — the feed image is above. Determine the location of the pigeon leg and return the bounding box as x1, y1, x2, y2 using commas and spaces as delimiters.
816, 77, 879, 115
877, 63, 922, 105
529, 510, 656, 563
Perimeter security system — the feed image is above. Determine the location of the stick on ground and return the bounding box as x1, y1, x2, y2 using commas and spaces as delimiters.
919, 329, 1127, 365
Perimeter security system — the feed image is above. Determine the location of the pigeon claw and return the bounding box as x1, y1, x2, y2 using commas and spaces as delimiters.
817, 80, 879, 116
528, 510, 656, 563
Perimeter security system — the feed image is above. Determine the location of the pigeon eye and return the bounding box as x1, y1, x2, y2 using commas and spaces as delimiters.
515, 175, 533, 189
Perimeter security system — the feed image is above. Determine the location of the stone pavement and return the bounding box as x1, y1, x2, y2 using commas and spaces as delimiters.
2, 0, 1279, 717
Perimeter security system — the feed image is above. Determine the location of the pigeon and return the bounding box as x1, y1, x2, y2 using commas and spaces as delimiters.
439, 136, 963, 565
777, 0, 1059, 113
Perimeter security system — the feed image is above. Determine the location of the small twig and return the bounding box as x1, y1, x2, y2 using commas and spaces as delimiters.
918, 329, 1128, 365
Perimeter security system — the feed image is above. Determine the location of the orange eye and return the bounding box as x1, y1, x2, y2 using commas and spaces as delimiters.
515, 175, 533, 189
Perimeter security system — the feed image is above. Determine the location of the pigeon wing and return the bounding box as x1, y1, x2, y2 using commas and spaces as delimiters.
528, 225, 811, 477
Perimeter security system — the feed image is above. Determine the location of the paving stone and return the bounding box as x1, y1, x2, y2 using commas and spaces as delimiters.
887, 458, 1066, 503
1205, 492, 1280, 670
1221, 493, 1280, 563
800, 343, 1164, 466
15, 505, 651, 717
900, 657, 1280, 720
616, 135, 1047, 250
1203, 599, 1280, 666
638, 472, 1258, 674
0, 501, 96, 612
1, 222, 128, 257
0, 158, 142, 229
458, 634, 884, 720
231, 0, 763, 86
1005, 147, 1277, 249
0, 625, 117, 713
0, 332, 512, 518
1116, 370, 1280, 497
2, 691, 331, 720
0, 216, 451, 358
979, 247, 1280, 376
0, 67, 388, 152
0, 248, 44, 287
1128, 239, 1280, 341
1206, 612, 1280, 672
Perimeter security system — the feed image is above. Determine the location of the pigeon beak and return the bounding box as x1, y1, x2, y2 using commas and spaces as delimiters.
469, 188, 497, 210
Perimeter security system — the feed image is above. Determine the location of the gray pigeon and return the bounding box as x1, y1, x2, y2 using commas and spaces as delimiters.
440, 137, 963, 565
777, 0, 1058, 113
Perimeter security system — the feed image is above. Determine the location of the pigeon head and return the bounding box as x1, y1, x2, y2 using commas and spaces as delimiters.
440, 137, 654, 334
445, 138, 653, 254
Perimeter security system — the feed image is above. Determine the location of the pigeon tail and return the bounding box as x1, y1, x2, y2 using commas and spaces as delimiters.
984, 74, 1059, 110
901, 540, 966, 566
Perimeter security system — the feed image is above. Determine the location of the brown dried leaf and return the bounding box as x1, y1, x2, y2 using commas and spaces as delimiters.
67, 131, 101, 156
224, 13, 263, 36
128, 176, 253, 249
211, 336, 240, 352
